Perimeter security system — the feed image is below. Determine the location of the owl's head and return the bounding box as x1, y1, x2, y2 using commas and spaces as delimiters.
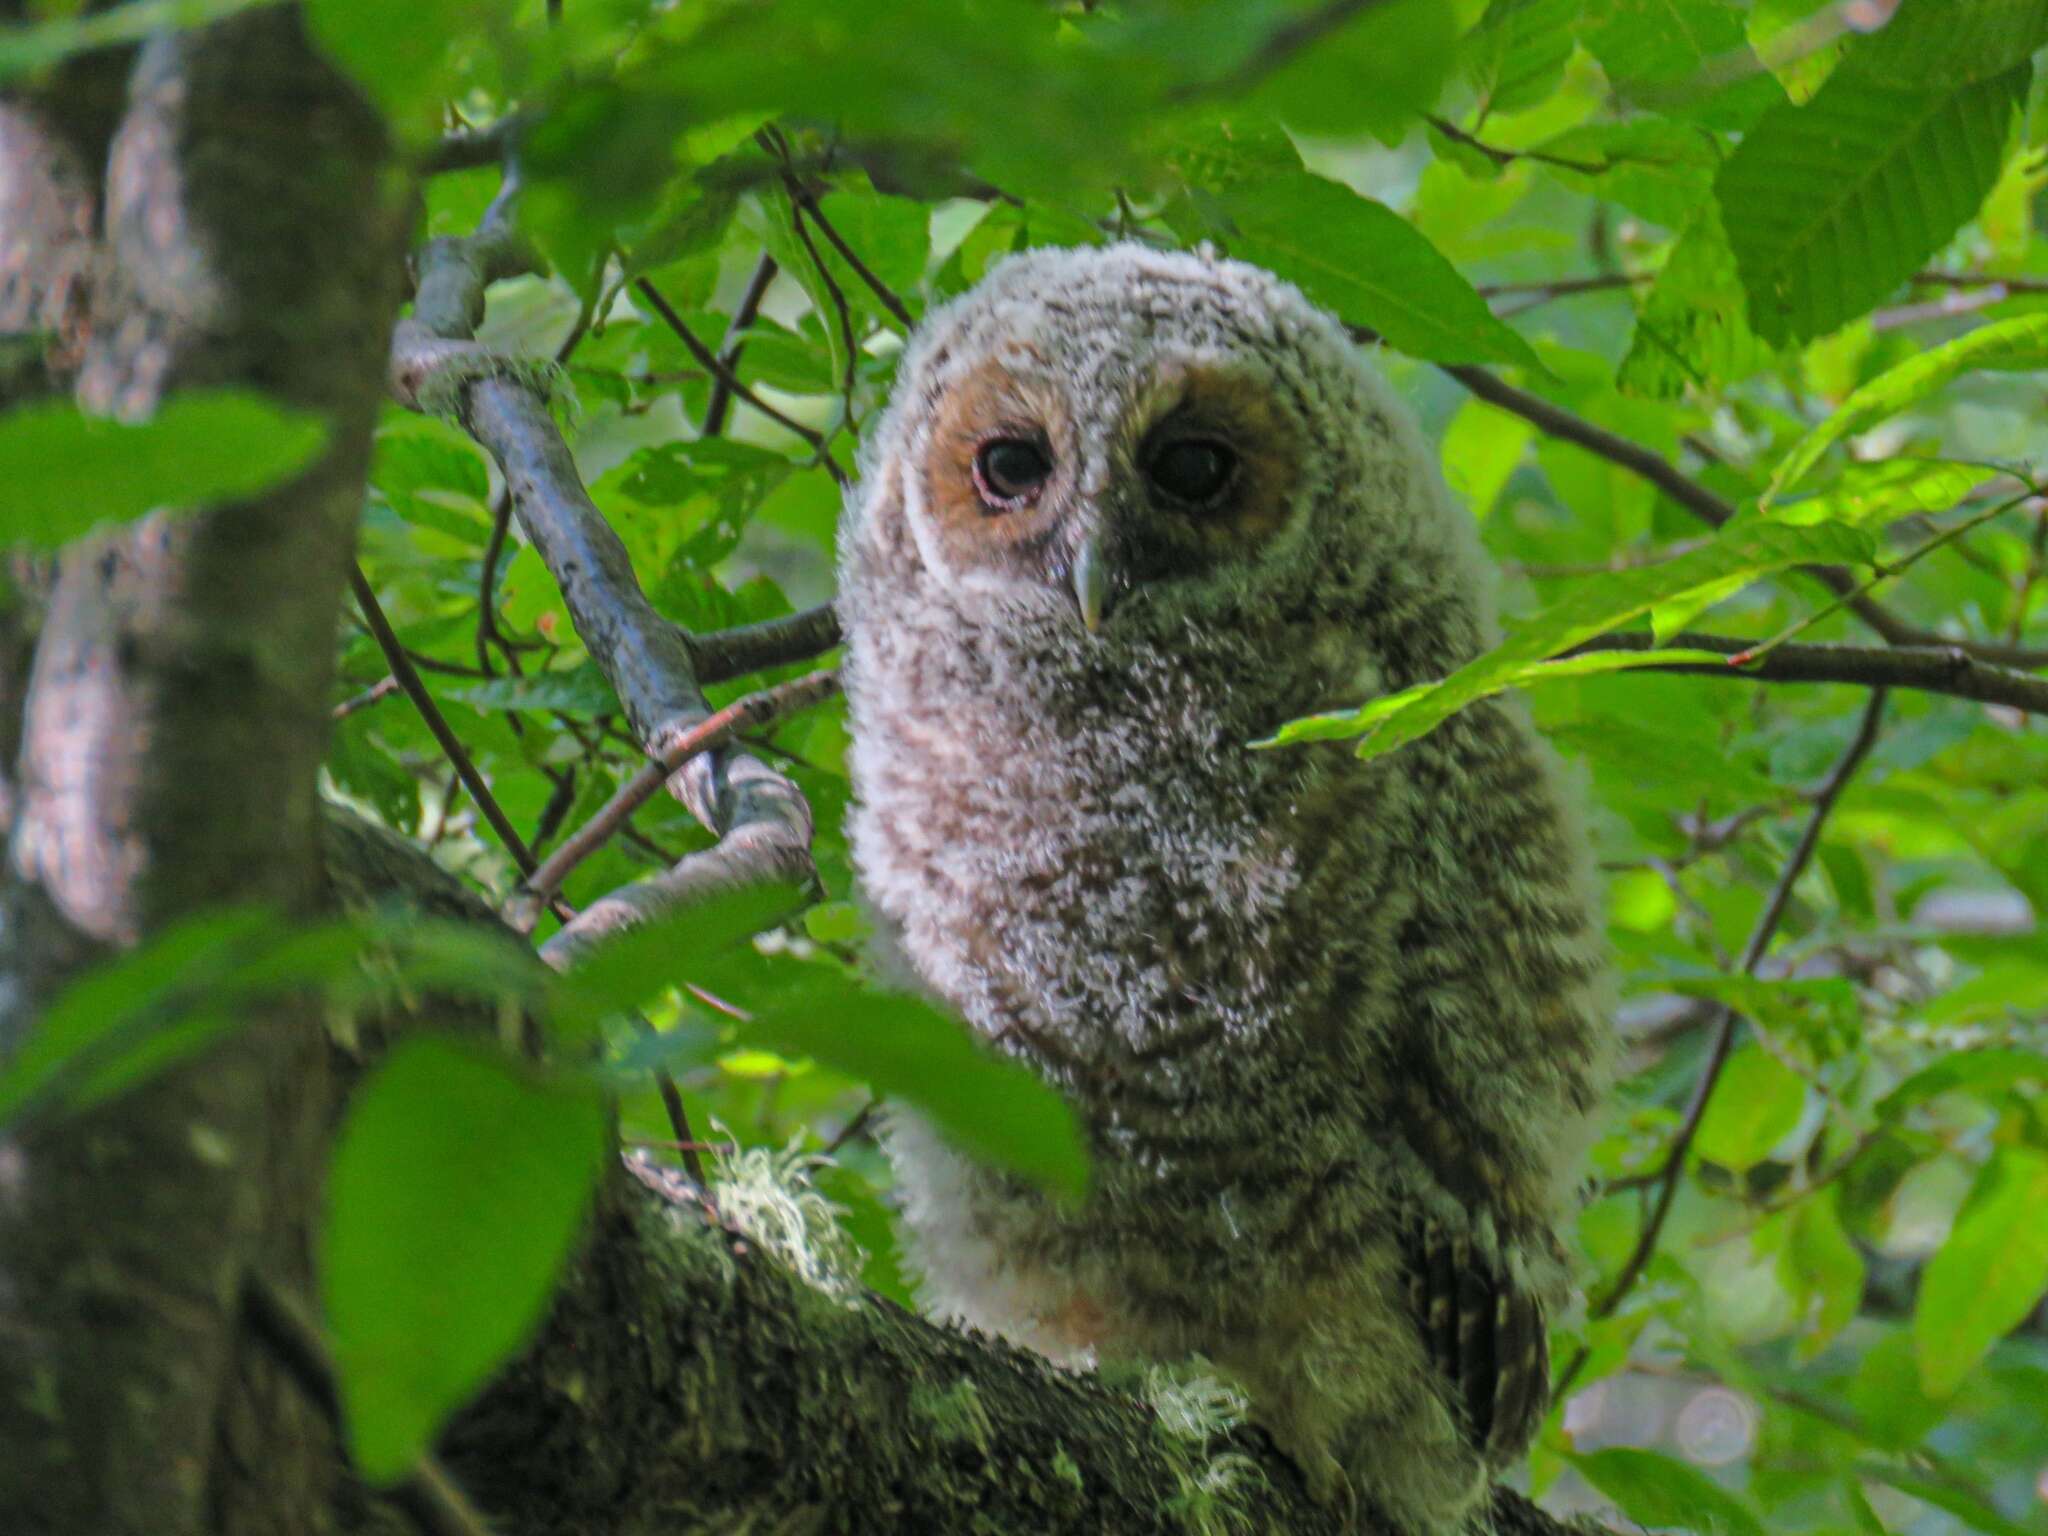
841, 243, 1490, 680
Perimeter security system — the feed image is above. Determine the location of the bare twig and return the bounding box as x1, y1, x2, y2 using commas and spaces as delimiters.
703, 253, 779, 438
243, 1276, 501, 1536
332, 676, 400, 720
1568, 631, 2048, 715
632, 276, 823, 448
513, 668, 839, 921
1913, 268, 2048, 296
348, 565, 539, 875
1556, 688, 1889, 1399
1425, 115, 1610, 175
420, 114, 528, 176
689, 603, 844, 685
772, 168, 914, 329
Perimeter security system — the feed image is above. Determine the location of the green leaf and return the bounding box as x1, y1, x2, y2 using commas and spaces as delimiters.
1913, 1146, 2048, 1397
1715, 60, 2028, 346
323, 1039, 606, 1483
1218, 173, 1540, 367
0, 0, 279, 79
1620, 200, 1776, 399
1768, 315, 2048, 497
1849, 0, 2048, 87
1570, 1447, 1766, 1536
742, 983, 1088, 1202
1464, 0, 1582, 117
1787, 1189, 1865, 1359
1694, 1046, 1808, 1170
0, 907, 279, 1126
1440, 397, 1534, 523
1581, 0, 1748, 86
1768, 459, 2000, 527
303, 0, 487, 140
0, 391, 328, 549
547, 883, 810, 1039
1264, 519, 1875, 758
1877, 1048, 2048, 1121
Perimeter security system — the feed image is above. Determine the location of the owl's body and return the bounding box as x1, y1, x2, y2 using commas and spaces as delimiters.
838, 245, 1609, 1530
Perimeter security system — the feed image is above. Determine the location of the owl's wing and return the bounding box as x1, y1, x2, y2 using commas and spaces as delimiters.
1403, 1217, 1551, 1464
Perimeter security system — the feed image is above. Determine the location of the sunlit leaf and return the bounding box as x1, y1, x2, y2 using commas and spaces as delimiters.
0, 391, 328, 549
1570, 1447, 1766, 1536
1694, 1046, 1808, 1170
322, 1038, 608, 1483
1914, 1146, 2048, 1397
1768, 314, 2048, 497
1219, 173, 1541, 366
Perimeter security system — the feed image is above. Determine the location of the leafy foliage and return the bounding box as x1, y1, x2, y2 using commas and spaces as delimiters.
11, 0, 2048, 1531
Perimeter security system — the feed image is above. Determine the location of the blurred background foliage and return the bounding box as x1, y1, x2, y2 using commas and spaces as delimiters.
10, 0, 2048, 1530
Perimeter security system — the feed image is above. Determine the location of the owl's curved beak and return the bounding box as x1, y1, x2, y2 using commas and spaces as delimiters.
1071, 534, 1113, 633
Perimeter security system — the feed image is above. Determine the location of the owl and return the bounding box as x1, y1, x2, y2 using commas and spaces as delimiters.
836, 243, 1611, 1532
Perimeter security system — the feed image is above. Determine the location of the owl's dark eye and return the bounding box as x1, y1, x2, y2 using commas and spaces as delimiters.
1147, 438, 1236, 507
973, 436, 1053, 509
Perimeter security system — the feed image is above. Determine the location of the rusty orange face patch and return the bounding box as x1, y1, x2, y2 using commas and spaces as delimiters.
922, 357, 1070, 565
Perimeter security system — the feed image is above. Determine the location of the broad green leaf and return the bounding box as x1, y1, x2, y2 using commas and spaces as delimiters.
303, 0, 491, 140
548, 884, 809, 1038
1218, 173, 1541, 367
1694, 1046, 1807, 1170
0, 907, 279, 1126
1862, 1468, 2039, 1536
1650, 571, 1752, 642
1266, 647, 1730, 747
0, 0, 279, 78
742, 983, 1088, 1202
1850, 0, 2048, 87
1440, 397, 1533, 522
322, 1039, 608, 1483
1570, 1447, 1766, 1536
1620, 200, 1775, 399
1913, 1146, 2048, 1396
1768, 315, 2048, 497
0, 391, 327, 549
1877, 1048, 2048, 1121
1580, 0, 1747, 86
1464, 0, 1582, 117
1264, 519, 1875, 758
1788, 1190, 1865, 1359
1716, 60, 2027, 346
1768, 459, 1998, 527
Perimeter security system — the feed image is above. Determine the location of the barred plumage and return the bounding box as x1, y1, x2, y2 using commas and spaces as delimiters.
838, 244, 1612, 1531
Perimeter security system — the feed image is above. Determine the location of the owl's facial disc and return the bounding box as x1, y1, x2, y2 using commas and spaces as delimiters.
918, 352, 1301, 635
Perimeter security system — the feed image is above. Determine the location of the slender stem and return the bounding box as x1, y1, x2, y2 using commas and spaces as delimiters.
348, 565, 538, 876
517, 669, 839, 910
774, 170, 913, 328
1730, 493, 2038, 666
331, 676, 400, 720
1555, 688, 1889, 1399
632, 276, 837, 464
704, 253, 779, 438
690, 603, 843, 685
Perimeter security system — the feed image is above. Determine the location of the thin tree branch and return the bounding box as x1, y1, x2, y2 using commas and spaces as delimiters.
512, 669, 839, 923
1438, 362, 2048, 670
420, 114, 528, 176
1912, 268, 2048, 296
772, 167, 914, 329
390, 167, 821, 963
1426, 115, 1610, 174
703, 252, 779, 438
348, 564, 539, 876
1557, 689, 1889, 1398
689, 602, 844, 685
1569, 631, 2048, 715
632, 275, 840, 469
332, 676, 401, 720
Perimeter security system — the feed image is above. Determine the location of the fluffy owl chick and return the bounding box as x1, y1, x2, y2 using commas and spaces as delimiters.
837, 244, 1610, 1531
